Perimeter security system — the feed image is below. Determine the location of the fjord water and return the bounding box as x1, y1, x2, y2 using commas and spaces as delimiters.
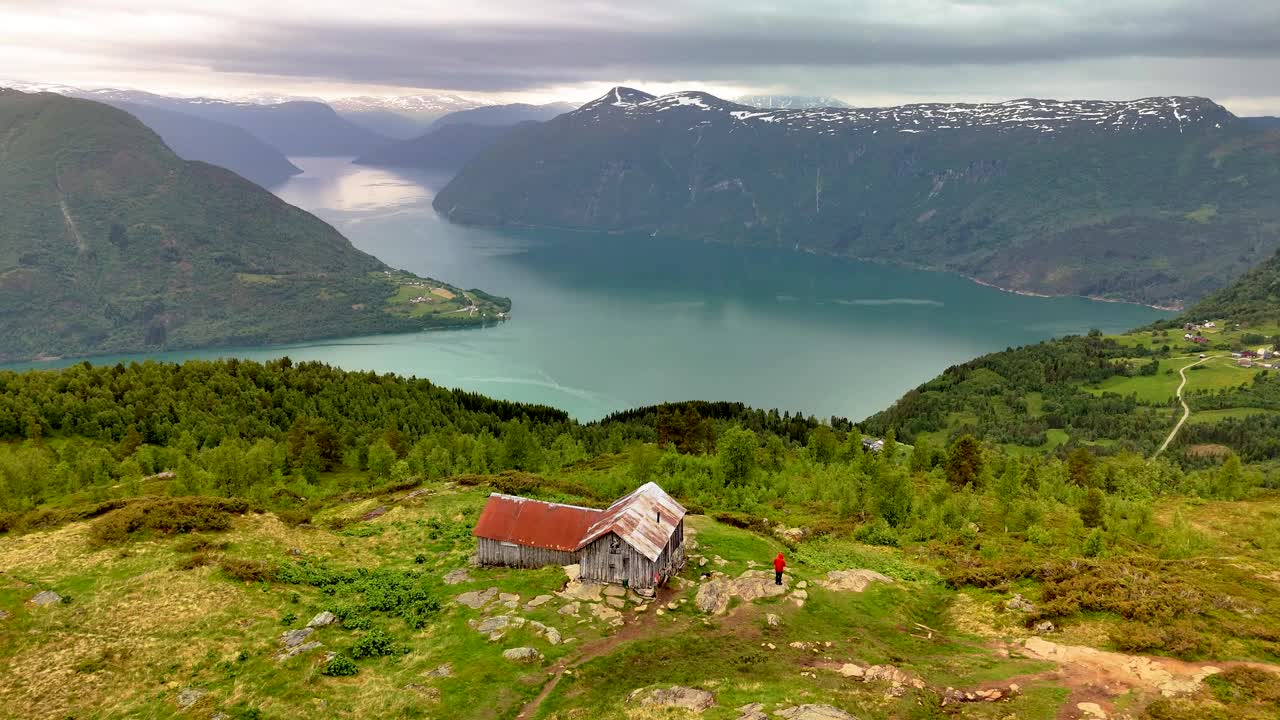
37, 158, 1169, 421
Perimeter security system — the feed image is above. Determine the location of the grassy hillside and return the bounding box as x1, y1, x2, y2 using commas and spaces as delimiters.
436, 92, 1280, 308
0, 90, 508, 362
1, 359, 1279, 719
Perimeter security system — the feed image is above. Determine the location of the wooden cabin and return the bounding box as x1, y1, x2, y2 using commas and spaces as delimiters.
472, 482, 687, 589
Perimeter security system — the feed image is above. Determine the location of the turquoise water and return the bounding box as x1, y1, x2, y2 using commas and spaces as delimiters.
18, 158, 1169, 421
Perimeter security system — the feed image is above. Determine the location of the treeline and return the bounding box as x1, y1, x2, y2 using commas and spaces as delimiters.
862, 333, 1171, 452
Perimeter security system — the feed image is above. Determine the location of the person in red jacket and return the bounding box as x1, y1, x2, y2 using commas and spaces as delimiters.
773, 552, 786, 585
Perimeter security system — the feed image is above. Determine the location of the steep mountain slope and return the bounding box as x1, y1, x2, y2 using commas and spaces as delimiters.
354, 123, 528, 173
0, 89, 506, 362
1179, 245, 1280, 324
436, 87, 1280, 308
734, 95, 851, 109
106, 101, 301, 187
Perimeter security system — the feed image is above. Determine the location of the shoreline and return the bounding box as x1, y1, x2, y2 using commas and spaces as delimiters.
437, 213, 1184, 313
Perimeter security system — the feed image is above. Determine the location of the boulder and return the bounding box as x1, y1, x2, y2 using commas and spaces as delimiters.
1077, 702, 1108, 719
1032, 620, 1056, 634
628, 686, 716, 712
0, 609, 9, 621
820, 570, 893, 593
696, 578, 731, 615
774, 704, 857, 720
606, 596, 625, 609
280, 627, 315, 648
525, 594, 554, 609
1005, 593, 1036, 613
602, 585, 626, 598
766, 613, 780, 626
176, 688, 206, 709
306, 611, 337, 628
738, 702, 768, 720
836, 664, 865, 679
563, 564, 581, 582
443, 568, 472, 585
29, 590, 62, 606
558, 581, 603, 602
558, 602, 581, 617
502, 647, 543, 663
455, 587, 499, 609
864, 665, 918, 688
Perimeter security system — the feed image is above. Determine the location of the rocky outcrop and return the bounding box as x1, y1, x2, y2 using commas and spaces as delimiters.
628, 686, 716, 712
29, 590, 62, 606
176, 688, 206, 709
819, 570, 893, 593
456, 587, 499, 609
1004, 593, 1035, 613
307, 611, 337, 628
502, 647, 543, 663
774, 704, 857, 719
697, 570, 788, 615
443, 568, 471, 585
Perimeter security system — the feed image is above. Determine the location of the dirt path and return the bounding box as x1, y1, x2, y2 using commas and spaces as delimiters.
1153, 356, 1212, 458
515, 587, 681, 720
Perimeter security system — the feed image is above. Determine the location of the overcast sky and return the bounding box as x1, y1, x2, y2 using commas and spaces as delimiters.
3, 0, 1280, 113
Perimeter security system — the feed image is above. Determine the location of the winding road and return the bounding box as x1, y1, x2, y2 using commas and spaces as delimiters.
1153, 356, 1213, 458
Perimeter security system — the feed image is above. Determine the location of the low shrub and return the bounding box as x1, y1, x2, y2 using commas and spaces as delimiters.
275, 509, 313, 527
350, 628, 403, 659
854, 518, 900, 547
174, 535, 229, 554
174, 553, 213, 570
1108, 621, 1217, 659
91, 497, 248, 545
1205, 666, 1280, 706
321, 655, 358, 677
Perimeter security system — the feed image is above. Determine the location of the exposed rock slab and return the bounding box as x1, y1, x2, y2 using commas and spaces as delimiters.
29, 590, 62, 606
502, 647, 543, 663
1020, 637, 1221, 697
280, 627, 315, 648
307, 611, 337, 628
176, 688, 206, 709
628, 686, 716, 712
443, 568, 472, 585
819, 570, 893, 593
558, 581, 603, 602
774, 704, 857, 720
456, 587, 499, 609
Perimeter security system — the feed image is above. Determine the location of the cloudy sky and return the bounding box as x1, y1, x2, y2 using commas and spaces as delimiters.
3, 0, 1280, 113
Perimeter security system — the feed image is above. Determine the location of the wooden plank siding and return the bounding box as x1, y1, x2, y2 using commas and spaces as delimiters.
476, 537, 579, 569
579, 519, 685, 589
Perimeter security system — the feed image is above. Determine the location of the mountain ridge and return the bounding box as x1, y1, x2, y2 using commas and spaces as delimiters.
435, 87, 1279, 308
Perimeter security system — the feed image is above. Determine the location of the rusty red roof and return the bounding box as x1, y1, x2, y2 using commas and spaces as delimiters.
579, 482, 687, 561
472, 494, 602, 552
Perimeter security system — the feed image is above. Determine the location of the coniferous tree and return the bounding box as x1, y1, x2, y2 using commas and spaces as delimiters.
944, 434, 984, 489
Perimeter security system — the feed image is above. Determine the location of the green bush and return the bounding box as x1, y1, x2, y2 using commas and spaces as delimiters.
854, 518, 900, 547
280, 612, 297, 626
350, 629, 402, 659
321, 655, 358, 677
1082, 528, 1104, 557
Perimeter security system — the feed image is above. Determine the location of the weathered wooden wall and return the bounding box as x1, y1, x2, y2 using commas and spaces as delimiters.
578, 519, 686, 589
476, 538, 579, 568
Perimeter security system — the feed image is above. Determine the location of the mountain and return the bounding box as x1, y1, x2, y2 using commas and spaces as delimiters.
1245, 116, 1280, 130
435, 87, 1280, 308
0, 89, 507, 362
734, 94, 851, 109
354, 123, 528, 173
330, 94, 486, 138
106, 101, 302, 188
31, 86, 394, 157
355, 102, 575, 173
428, 102, 575, 130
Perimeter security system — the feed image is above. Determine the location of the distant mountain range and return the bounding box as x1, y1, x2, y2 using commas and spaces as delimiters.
0, 81, 393, 158
106, 101, 302, 187
435, 87, 1280, 308
330, 94, 487, 138
0, 89, 506, 362
355, 102, 577, 174
734, 95, 851, 109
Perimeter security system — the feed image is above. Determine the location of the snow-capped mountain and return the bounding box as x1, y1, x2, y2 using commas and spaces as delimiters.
571, 88, 1230, 135
329, 94, 485, 115
734, 95, 851, 110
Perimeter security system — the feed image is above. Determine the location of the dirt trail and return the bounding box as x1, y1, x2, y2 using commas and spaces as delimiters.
515, 586, 681, 720
1153, 355, 1212, 458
